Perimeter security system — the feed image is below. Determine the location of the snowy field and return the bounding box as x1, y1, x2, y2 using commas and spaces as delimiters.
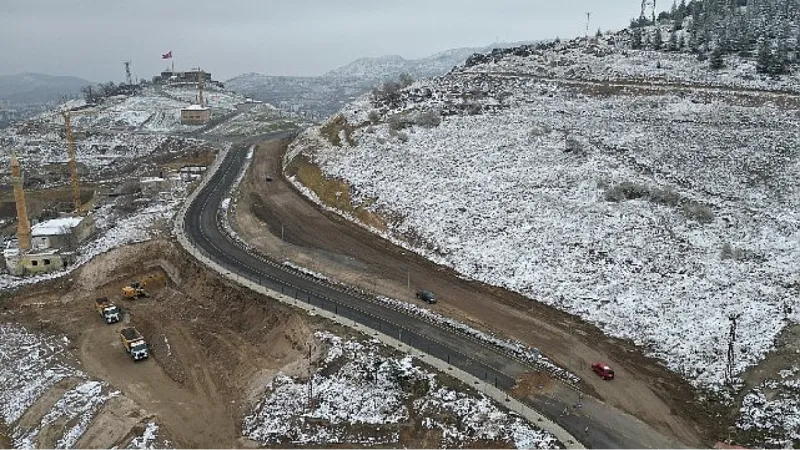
290, 41, 800, 392
205, 103, 303, 137
463, 33, 800, 93
243, 331, 560, 449
0, 324, 118, 449
737, 366, 800, 448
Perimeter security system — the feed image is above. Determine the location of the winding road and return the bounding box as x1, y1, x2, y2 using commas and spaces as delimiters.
181, 137, 693, 449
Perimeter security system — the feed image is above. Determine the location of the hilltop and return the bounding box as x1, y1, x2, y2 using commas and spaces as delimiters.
226, 42, 536, 117
287, 26, 800, 448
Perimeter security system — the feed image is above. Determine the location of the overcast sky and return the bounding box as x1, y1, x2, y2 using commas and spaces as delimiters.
1, 0, 652, 82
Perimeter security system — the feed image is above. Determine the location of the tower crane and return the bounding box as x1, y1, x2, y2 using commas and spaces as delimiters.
61, 109, 97, 214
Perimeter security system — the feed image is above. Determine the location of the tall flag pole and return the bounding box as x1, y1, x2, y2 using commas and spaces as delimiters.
162, 50, 173, 73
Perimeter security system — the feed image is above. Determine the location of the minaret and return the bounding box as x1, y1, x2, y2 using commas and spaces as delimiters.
11, 154, 31, 251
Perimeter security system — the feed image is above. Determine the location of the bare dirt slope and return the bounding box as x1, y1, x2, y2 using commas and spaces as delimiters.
4, 239, 316, 448
234, 138, 712, 446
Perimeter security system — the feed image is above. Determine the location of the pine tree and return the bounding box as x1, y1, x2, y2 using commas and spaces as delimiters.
678, 33, 686, 50
653, 29, 664, 50
756, 38, 773, 73
669, 29, 679, 51
710, 47, 725, 69
632, 27, 643, 49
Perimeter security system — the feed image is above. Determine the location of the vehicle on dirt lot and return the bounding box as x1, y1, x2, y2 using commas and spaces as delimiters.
591, 362, 614, 380
415, 290, 437, 304
122, 281, 147, 299
120, 327, 149, 361
94, 297, 121, 324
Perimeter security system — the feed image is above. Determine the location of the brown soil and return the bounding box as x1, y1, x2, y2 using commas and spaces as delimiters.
234, 138, 714, 447
2, 237, 530, 449
4, 239, 315, 448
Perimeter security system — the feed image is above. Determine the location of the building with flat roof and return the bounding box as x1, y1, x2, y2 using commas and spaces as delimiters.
180, 104, 211, 125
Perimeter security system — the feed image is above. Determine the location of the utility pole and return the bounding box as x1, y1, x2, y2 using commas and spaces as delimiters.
124, 61, 132, 85
585, 12, 591, 39
726, 313, 742, 387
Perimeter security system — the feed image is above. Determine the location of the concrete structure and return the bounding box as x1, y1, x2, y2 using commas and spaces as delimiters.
139, 174, 182, 196
4, 244, 64, 276
180, 105, 211, 125
30, 215, 95, 251
179, 165, 207, 182
156, 69, 212, 84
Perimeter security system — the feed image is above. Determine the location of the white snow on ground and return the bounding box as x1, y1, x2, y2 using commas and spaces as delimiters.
126, 422, 169, 450
463, 34, 800, 93
0, 325, 79, 424
243, 331, 559, 449
290, 39, 800, 391
161, 85, 243, 113
737, 366, 800, 448
205, 103, 305, 137
0, 324, 117, 449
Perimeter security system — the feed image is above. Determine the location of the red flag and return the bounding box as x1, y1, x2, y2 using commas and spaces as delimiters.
162, 51, 172, 59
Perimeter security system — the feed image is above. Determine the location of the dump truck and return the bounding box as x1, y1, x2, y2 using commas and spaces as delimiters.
122, 281, 147, 299
94, 297, 121, 324
119, 327, 149, 361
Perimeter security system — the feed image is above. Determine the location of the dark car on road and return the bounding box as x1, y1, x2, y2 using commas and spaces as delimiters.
415, 290, 437, 304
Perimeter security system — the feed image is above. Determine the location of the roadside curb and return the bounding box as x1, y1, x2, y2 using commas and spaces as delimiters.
172, 144, 585, 449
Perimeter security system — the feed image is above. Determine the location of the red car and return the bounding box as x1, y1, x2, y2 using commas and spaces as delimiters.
591, 362, 615, 380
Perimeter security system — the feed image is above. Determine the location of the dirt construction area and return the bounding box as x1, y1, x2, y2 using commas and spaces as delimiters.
2, 239, 317, 448
1, 238, 559, 449
233, 138, 721, 446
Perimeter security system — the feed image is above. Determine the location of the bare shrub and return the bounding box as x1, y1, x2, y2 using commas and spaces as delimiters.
530, 124, 552, 137
604, 181, 650, 202
463, 102, 482, 115
720, 243, 746, 261
389, 128, 409, 143
388, 115, 411, 131
414, 109, 442, 128
368, 110, 380, 123
115, 195, 137, 214
683, 202, 715, 223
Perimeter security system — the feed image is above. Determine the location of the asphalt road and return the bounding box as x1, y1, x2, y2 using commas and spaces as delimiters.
183, 139, 687, 449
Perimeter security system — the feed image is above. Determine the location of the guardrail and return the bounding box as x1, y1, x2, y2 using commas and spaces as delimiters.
172, 143, 585, 449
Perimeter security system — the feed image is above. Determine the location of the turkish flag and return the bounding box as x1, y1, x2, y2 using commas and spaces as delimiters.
162, 51, 172, 59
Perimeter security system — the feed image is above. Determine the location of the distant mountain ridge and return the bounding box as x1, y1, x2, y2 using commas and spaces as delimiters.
226, 42, 536, 117
0, 73, 91, 104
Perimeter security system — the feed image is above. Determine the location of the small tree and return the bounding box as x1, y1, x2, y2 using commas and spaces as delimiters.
756, 39, 772, 74
653, 29, 664, 50
668, 30, 678, 51
398, 73, 413, 88
709, 47, 725, 69
632, 28, 643, 49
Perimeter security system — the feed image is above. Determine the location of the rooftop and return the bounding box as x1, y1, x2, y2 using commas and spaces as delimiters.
31, 216, 84, 237
182, 104, 210, 111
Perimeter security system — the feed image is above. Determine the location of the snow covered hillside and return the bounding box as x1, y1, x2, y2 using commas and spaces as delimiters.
243, 331, 560, 449
288, 36, 800, 392
0, 86, 248, 185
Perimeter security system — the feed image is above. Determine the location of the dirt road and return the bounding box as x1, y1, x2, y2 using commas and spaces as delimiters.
234, 138, 713, 447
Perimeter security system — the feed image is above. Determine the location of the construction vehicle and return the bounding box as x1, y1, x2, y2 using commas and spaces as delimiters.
94, 297, 121, 324
119, 327, 149, 361
122, 281, 147, 299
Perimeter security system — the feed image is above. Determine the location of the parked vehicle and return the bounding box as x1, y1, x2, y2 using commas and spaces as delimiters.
591, 362, 614, 380
94, 297, 121, 324
415, 290, 437, 304
122, 281, 147, 299
119, 327, 149, 361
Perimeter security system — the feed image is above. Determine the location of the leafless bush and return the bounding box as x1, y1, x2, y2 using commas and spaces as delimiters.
682, 202, 715, 223
389, 128, 409, 143
114, 195, 137, 214
117, 180, 140, 195
368, 110, 380, 123
721, 243, 746, 261
604, 181, 650, 202
530, 124, 552, 137
413, 109, 442, 128
388, 115, 411, 131
463, 102, 483, 115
